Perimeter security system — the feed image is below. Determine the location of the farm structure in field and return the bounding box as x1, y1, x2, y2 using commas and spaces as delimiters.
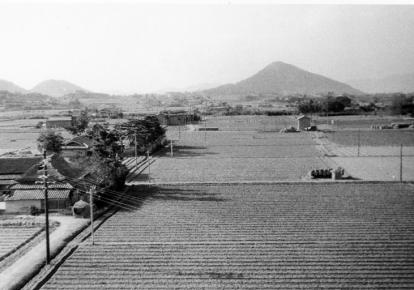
296, 115, 311, 130
41, 182, 414, 289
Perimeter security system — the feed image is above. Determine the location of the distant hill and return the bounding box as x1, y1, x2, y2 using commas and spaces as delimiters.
31, 79, 87, 97
203, 61, 363, 96
348, 73, 414, 94
0, 79, 27, 93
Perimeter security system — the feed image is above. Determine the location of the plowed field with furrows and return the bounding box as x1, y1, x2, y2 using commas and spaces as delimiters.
0, 227, 42, 259
41, 183, 414, 289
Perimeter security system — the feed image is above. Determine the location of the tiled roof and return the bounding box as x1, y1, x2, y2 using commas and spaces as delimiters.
5, 189, 71, 201
70, 136, 94, 147
0, 174, 21, 180
0, 157, 42, 175
0, 179, 17, 185
47, 117, 72, 121
10, 183, 73, 190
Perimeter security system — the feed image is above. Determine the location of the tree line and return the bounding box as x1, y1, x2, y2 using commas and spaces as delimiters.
37, 115, 166, 191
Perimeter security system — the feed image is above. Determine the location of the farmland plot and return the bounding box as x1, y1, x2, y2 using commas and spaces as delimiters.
133, 129, 326, 183
318, 130, 414, 180
198, 115, 297, 132
313, 115, 414, 130
0, 227, 42, 260
41, 183, 414, 289
326, 130, 414, 147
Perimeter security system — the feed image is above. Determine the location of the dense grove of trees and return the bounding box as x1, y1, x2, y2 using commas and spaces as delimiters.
295, 93, 414, 116
66, 111, 89, 135
390, 94, 414, 115
115, 115, 166, 154
297, 96, 354, 114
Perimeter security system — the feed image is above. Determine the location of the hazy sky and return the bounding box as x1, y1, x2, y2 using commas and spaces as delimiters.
0, 2, 413, 93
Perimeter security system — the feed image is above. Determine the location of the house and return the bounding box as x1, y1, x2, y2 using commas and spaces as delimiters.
157, 111, 200, 126
296, 115, 311, 131
0, 157, 43, 192
61, 136, 94, 158
4, 183, 74, 213
46, 117, 73, 129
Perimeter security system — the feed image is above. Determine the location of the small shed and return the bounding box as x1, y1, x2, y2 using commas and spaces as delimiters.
296, 115, 311, 131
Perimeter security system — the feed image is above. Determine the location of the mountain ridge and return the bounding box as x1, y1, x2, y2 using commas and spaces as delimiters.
203, 61, 363, 96
30, 79, 87, 97
0, 79, 27, 94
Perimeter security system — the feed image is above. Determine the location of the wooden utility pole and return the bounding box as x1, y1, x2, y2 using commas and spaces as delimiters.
42, 150, 51, 264
146, 150, 150, 182
204, 117, 207, 142
134, 133, 137, 166
357, 129, 361, 157
89, 186, 96, 245
400, 144, 403, 182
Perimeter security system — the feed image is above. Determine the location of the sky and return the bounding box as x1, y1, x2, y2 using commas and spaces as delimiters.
0, 2, 413, 94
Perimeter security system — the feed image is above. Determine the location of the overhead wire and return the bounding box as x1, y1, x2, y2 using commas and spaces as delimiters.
59, 175, 150, 204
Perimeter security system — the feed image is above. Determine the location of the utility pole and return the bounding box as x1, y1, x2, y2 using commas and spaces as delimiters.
89, 186, 95, 245
170, 140, 173, 157
204, 116, 207, 143
134, 133, 137, 166
42, 150, 51, 264
357, 129, 361, 157
146, 150, 150, 182
400, 144, 403, 182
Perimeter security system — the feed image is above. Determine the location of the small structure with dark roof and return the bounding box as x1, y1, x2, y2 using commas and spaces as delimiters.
296, 115, 311, 131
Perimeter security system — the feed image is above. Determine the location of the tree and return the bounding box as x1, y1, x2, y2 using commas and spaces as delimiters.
68, 98, 83, 109
116, 116, 166, 154
37, 130, 64, 153
86, 124, 123, 159
390, 93, 414, 115
66, 111, 89, 135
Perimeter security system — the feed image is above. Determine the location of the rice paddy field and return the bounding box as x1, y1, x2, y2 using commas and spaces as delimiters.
40, 183, 414, 289
131, 129, 327, 183
313, 115, 414, 129
326, 130, 414, 147
200, 115, 297, 131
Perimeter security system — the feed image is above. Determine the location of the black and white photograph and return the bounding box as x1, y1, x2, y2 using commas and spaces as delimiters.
0, 0, 413, 289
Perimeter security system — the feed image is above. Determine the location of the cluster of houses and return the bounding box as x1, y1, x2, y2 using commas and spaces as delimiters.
0, 136, 95, 214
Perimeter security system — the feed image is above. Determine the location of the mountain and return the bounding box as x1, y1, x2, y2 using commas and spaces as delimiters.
348, 73, 414, 94
0, 79, 27, 93
203, 61, 363, 96
31, 79, 87, 97
184, 82, 222, 92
